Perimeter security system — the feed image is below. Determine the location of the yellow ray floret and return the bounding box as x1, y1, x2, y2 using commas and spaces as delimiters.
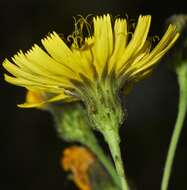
18, 90, 77, 108
3, 14, 179, 107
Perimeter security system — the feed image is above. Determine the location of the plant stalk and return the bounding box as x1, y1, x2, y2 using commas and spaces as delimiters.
104, 129, 129, 190
161, 65, 187, 190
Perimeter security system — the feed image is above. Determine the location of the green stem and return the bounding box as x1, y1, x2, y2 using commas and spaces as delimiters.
161, 67, 187, 190
87, 141, 121, 189
104, 129, 129, 190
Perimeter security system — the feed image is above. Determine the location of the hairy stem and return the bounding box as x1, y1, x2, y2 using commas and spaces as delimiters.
161, 66, 187, 190
87, 141, 121, 189
104, 129, 129, 190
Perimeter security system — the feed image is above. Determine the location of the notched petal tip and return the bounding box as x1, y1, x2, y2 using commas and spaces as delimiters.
42, 31, 60, 42
2, 58, 10, 68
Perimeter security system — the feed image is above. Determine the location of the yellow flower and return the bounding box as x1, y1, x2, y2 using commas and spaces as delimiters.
3, 14, 179, 108
3, 14, 179, 190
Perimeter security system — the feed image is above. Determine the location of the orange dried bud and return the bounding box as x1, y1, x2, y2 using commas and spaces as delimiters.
61, 146, 96, 190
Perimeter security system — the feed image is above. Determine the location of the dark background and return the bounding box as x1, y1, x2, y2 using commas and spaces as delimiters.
0, 0, 187, 190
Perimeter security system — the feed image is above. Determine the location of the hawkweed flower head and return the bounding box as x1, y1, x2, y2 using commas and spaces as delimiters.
3, 14, 179, 190
3, 14, 179, 127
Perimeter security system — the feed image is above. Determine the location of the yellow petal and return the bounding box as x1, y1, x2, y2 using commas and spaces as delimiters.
18, 91, 78, 108
4, 74, 68, 94
92, 14, 113, 75
41, 32, 83, 76
18, 90, 47, 108
116, 15, 151, 71
3, 61, 72, 94
108, 18, 128, 72
71, 47, 94, 80
25, 44, 75, 78
127, 25, 180, 78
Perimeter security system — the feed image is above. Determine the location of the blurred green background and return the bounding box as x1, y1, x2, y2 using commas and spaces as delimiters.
0, 0, 187, 189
